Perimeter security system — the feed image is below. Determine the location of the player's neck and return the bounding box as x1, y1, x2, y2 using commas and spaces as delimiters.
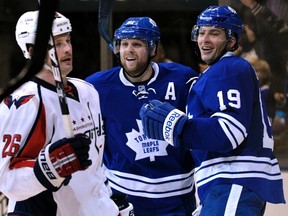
36, 69, 68, 87
125, 65, 153, 83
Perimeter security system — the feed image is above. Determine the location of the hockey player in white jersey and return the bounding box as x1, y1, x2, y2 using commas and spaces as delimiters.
140, 5, 286, 215
0, 10, 119, 216
86, 17, 198, 215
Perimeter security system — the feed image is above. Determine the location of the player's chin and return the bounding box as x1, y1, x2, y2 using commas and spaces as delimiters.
200, 55, 213, 65
61, 67, 73, 76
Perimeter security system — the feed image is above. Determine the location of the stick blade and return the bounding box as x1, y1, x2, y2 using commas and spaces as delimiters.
98, 0, 114, 51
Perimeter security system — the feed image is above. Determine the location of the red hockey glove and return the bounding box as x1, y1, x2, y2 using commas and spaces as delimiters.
34, 134, 92, 191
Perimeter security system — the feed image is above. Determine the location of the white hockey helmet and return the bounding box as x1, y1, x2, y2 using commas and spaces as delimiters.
15, 11, 72, 59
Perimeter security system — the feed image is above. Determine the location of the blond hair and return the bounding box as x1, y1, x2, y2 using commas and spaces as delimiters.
250, 59, 272, 85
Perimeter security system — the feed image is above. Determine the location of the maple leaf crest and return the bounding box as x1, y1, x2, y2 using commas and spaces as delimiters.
126, 119, 169, 162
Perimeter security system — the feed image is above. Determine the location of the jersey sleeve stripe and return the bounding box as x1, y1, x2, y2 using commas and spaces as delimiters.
218, 119, 238, 149
212, 112, 247, 136
212, 112, 247, 148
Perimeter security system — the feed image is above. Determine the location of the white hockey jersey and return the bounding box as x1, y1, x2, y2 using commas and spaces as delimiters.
0, 77, 119, 216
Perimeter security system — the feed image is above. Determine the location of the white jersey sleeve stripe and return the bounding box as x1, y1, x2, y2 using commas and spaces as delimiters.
212, 112, 247, 136
218, 119, 238, 149
218, 118, 245, 147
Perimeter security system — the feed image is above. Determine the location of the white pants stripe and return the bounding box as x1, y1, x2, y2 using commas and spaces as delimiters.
224, 184, 243, 216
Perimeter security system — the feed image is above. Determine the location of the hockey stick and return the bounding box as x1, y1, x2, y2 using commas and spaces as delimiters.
98, 0, 114, 52
0, 0, 58, 101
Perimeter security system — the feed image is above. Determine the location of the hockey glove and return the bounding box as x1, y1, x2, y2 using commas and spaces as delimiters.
140, 99, 187, 147
34, 134, 92, 191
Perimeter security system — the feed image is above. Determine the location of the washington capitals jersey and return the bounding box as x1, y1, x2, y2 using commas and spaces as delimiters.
0, 77, 119, 216
181, 53, 285, 204
86, 62, 198, 213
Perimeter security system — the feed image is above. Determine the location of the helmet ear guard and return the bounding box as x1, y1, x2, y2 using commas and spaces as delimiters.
191, 25, 199, 42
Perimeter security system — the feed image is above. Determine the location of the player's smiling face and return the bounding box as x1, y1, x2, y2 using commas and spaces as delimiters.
197, 26, 227, 65
119, 38, 150, 76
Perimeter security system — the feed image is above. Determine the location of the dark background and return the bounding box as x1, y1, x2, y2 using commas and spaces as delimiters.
0, 0, 217, 80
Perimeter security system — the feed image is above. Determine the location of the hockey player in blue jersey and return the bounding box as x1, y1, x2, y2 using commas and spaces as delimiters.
86, 17, 198, 215
140, 5, 285, 216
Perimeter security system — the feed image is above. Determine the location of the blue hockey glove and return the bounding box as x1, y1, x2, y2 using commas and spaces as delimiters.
34, 134, 92, 191
140, 100, 187, 147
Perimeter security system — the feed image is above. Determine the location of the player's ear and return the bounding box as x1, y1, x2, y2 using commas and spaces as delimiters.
227, 37, 237, 51
28, 46, 33, 57
150, 44, 158, 58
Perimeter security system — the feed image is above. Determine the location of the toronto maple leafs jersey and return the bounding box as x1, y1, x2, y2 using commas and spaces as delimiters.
86, 62, 198, 214
0, 77, 119, 216
181, 53, 285, 204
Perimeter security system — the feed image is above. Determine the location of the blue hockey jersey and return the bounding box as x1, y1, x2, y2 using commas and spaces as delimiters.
181, 53, 285, 204
86, 62, 198, 214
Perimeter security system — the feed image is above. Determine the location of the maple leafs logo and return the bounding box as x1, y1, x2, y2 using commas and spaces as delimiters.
126, 119, 169, 162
